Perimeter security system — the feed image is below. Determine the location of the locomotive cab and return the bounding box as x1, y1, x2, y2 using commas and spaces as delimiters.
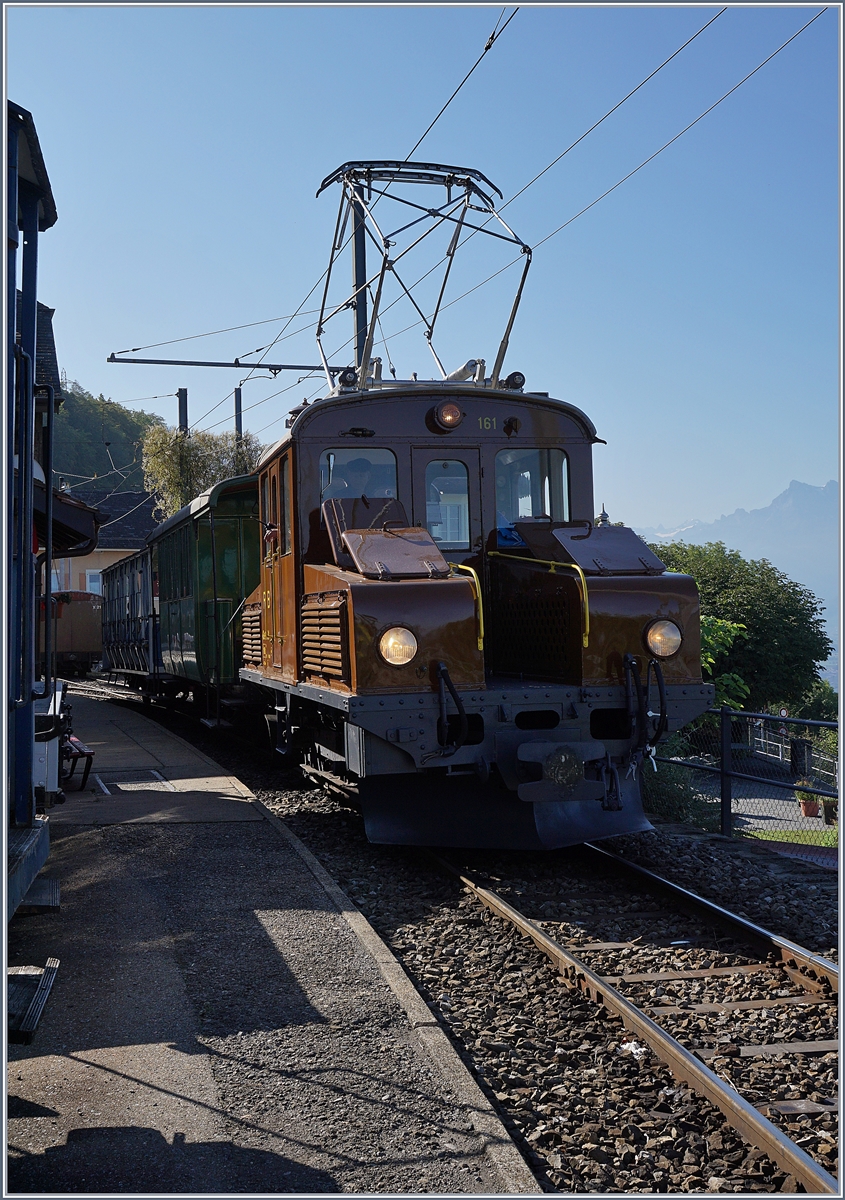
241, 380, 714, 850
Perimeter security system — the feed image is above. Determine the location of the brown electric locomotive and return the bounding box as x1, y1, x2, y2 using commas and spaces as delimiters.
240, 380, 713, 848
235, 162, 714, 847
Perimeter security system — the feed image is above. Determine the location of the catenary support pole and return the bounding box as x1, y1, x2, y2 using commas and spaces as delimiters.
177, 388, 189, 509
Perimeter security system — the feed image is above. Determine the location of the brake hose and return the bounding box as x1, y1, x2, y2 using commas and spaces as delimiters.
429, 661, 469, 761
624, 654, 649, 750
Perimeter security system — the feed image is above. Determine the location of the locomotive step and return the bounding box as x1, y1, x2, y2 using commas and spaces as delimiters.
8, 958, 60, 1045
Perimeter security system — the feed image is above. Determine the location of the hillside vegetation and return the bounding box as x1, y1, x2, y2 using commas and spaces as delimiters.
53, 381, 164, 489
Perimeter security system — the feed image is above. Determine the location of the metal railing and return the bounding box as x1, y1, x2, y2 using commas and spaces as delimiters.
649, 707, 838, 868
752, 726, 838, 787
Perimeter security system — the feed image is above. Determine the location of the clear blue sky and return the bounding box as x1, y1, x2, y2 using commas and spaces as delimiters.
7, 3, 840, 528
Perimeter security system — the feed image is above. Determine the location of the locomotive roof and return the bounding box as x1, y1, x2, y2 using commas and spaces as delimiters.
256, 384, 598, 472
147, 474, 257, 543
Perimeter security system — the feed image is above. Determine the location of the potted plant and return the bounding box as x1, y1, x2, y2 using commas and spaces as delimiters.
795, 779, 819, 819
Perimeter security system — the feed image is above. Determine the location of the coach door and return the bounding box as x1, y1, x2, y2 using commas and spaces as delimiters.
411, 448, 482, 563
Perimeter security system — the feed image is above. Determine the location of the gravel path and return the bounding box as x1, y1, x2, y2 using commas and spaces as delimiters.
9, 696, 528, 1195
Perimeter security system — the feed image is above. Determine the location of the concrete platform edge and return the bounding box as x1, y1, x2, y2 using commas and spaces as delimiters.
100, 702, 256, 800
251, 797, 541, 1196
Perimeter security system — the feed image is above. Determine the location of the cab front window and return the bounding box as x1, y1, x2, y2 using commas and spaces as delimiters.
495, 448, 569, 541
319, 448, 397, 501
425, 459, 469, 550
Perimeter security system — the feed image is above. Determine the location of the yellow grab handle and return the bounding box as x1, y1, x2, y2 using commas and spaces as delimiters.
448, 563, 485, 653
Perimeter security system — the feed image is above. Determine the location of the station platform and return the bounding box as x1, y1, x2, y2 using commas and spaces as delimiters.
8, 695, 536, 1194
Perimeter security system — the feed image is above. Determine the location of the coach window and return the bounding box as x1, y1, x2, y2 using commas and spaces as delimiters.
181, 526, 192, 596
426, 460, 470, 550
495, 448, 569, 536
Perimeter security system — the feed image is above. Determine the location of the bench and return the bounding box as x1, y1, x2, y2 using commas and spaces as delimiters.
62, 735, 94, 790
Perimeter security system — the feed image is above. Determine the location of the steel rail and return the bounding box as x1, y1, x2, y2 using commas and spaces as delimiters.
583, 843, 838, 991
432, 855, 838, 1194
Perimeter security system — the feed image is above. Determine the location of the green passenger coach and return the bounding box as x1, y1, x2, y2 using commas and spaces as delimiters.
102, 475, 260, 709
152, 475, 260, 688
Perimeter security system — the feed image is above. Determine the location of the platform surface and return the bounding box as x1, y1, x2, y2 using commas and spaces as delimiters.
51, 696, 261, 825
7, 694, 527, 1193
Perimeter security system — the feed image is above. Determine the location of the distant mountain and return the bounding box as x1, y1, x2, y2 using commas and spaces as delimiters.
635, 480, 840, 689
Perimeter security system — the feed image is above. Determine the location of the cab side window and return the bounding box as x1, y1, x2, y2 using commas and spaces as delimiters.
280, 456, 291, 554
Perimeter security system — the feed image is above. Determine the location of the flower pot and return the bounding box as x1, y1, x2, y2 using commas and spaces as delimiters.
799, 797, 820, 819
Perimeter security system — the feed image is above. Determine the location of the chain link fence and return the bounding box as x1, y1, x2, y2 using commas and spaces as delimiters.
643, 708, 838, 869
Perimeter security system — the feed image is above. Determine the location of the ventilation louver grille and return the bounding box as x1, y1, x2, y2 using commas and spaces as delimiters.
301, 593, 348, 681
489, 557, 579, 682
242, 603, 263, 668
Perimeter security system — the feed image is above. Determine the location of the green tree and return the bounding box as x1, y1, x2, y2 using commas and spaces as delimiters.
793, 678, 839, 722
654, 541, 832, 710
699, 615, 750, 709
142, 425, 264, 518
53, 380, 163, 487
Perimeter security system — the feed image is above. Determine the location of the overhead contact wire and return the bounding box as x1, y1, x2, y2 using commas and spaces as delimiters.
366, 5, 830, 348
534, 5, 829, 251
499, 6, 728, 215
404, 7, 519, 161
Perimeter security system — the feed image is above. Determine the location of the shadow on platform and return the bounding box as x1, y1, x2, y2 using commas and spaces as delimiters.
7, 1125, 339, 1193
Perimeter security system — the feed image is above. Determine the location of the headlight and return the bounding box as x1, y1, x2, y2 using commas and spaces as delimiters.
379, 627, 418, 666
646, 620, 683, 658
433, 401, 464, 430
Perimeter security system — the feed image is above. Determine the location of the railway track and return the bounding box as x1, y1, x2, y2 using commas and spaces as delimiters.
432, 848, 838, 1193
69, 683, 839, 1192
